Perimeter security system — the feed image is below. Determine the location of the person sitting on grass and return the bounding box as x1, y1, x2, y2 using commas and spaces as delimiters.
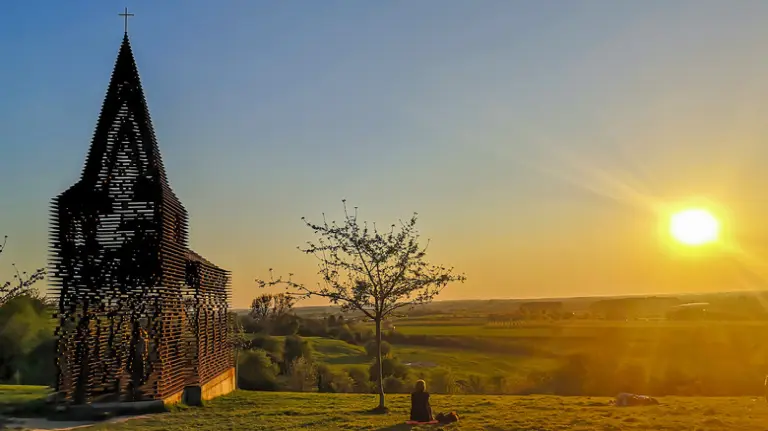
410, 379, 434, 423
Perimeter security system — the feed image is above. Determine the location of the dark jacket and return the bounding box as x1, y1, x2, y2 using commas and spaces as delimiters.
410, 391, 433, 422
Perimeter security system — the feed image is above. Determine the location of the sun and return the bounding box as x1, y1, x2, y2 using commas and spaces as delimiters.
669, 208, 720, 246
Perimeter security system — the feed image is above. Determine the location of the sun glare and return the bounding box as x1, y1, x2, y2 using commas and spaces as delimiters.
669, 208, 720, 246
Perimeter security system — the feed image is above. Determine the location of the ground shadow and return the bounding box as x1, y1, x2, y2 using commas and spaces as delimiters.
374, 424, 414, 431
352, 408, 391, 416
374, 423, 453, 431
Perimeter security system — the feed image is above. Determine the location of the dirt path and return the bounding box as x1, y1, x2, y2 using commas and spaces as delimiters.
5, 414, 154, 430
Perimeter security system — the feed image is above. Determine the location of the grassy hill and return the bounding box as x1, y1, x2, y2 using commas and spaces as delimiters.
3, 386, 768, 430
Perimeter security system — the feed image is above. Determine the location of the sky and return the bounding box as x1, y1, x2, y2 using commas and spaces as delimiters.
4, 1, 768, 308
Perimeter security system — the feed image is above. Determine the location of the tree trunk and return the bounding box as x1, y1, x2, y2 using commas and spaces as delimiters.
375, 318, 385, 409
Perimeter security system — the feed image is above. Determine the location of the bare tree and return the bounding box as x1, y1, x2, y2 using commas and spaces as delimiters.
249, 292, 295, 323
256, 201, 466, 411
228, 313, 249, 389
0, 236, 45, 306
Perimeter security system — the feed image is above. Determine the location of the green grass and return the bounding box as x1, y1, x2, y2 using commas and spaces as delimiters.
304, 337, 557, 381
393, 345, 558, 378
307, 337, 367, 366
0, 384, 51, 417
82, 391, 768, 430
0, 385, 50, 408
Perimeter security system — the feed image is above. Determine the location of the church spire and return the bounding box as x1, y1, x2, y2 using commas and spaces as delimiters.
80, 30, 169, 187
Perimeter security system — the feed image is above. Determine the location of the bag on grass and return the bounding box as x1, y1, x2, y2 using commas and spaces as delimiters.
436, 411, 460, 424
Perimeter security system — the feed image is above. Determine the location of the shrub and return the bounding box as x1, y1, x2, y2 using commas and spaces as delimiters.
369, 357, 408, 381
522, 370, 552, 394
238, 314, 263, 334
347, 367, 372, 393
364, 339, 391, 358
272, 314, 300, 336
238, 349, 280, 391
383, 376, 409, 394
18, 337, 56, 386
287, 357, 317, 392
353, 326, 374, 344
298, 317, 330, 338
551, 354, 588, 396
489, 373, 510, 395
464, 374, 487, 394
335, 324, 356, 344
430, 367, 458, 394
284, 335, 313, 366
0, 296, 55, 385
316, 364, 355, 393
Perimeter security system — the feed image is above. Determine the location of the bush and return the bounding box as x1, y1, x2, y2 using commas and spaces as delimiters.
353, 327, 374, 344
284, 335, 313, 367
522, 370, 552, 394
272, 314, 300, 336
364, 339, 391, 358
347, 367, 372, 393
297, 318, 329, 338
238, 349, 280, 391
489, 373, 510, 395
383, 376, 409, 394
333, 324, 356, 344
249, 335, 284, 356
369, 357, 408, 382
238, 314, 263, 334
463, 374, 487, 394
287, 357, 317, 392
0, 296, 55, 385
430, 367, 458, 394
18, 337, 56, 386
551, 354, 588, 396
316, 364, 354, 393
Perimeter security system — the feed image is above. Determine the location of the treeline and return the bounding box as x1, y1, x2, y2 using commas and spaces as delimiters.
528, 353, 765, 397
238, 312, 551, 357
0, 295, 57, 386
484, 295, 768, 323
237, 333, 515, 395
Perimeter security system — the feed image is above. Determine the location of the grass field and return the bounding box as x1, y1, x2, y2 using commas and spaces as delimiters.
389, 319, 768, 337
278, 318, 768, 391
4, 386, 767, 430
21, 390, 768, 430
306, 337, 558, 381
3, 385, 768, 430
0, 385, 49, 411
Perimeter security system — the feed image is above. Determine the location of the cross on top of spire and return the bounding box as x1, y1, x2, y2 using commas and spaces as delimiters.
119, 7, 134, 34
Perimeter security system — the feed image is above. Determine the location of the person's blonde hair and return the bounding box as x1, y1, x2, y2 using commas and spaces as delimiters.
415, 379, 426, 393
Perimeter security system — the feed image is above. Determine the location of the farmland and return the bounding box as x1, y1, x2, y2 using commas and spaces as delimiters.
296, 313, 768, 396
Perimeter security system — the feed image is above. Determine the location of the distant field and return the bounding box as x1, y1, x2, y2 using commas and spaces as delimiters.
85, 391, 768, 430
306, 337, 558, 380
390, 319, 768, 336
275, 318, 768, 390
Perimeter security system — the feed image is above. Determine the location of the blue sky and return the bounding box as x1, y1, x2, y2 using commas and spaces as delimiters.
4, 1, 768, 307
